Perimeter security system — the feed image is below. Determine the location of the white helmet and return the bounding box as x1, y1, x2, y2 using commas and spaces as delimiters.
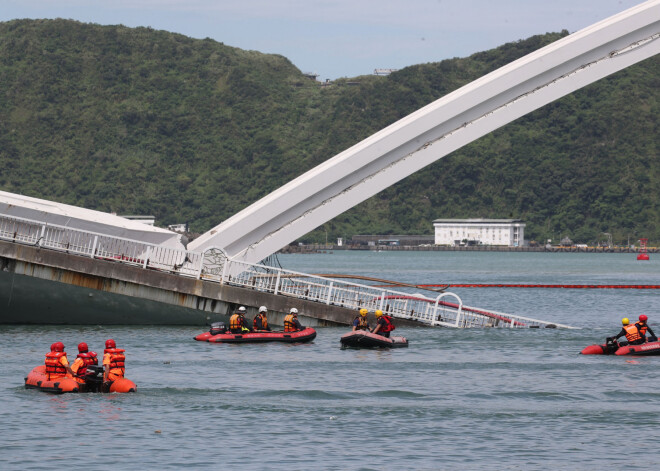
290, 308, 298, 314
238, 306, 246, 313
259, 306, 267, 313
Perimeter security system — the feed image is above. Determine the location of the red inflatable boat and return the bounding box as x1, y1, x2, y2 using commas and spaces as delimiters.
340, 331, 409, 348
581, 339, 660, 356
25, 365, 137, 394
195, 323, 316, 344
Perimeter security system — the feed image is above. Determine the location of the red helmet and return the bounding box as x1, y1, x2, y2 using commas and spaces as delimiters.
52, 342, 64, 352
105, 339, 116, 349
78, 342, 88, 353
639, 314, 648, 322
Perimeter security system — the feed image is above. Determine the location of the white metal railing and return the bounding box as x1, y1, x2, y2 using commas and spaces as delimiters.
198, 252, 575, 329
0, 213, 575, 328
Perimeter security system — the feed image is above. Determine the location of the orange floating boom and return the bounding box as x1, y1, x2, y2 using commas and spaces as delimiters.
416, 284, 660, 289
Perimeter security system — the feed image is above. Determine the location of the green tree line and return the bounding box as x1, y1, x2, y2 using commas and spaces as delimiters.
0, 20, 657, 246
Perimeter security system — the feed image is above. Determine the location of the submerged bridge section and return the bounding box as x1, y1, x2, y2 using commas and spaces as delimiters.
0, 213, 572, 328
189, 0, 660, 265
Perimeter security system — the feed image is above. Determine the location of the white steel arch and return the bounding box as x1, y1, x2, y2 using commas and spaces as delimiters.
189, 0, 660, 263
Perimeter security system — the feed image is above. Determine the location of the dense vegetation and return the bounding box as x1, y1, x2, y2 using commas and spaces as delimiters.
0, 19, 657, 246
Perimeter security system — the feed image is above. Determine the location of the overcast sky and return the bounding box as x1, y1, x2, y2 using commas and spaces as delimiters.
2, 0, 646, 80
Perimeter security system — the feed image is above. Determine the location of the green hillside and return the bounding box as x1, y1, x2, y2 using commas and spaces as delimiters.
0, 19, 657, 246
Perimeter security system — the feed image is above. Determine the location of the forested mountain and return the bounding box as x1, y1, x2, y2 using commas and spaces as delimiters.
0, 19, 657, 245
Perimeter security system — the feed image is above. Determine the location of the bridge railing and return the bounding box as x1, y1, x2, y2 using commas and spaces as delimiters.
209, 256, 574, 329
0, 213, 573, 328
0, 213, 202, 277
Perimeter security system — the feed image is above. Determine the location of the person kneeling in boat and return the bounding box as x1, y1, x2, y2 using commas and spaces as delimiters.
284, 308, 304, 332
371, 310, 395, 338
609, 317, 645, 346
103, 339, 126, 390
45, 342, 75, 380
71, 342, 98, 385
634, 314, 657, 343
253, 306, 271, 332
352, 308, 370, 332
229, 306, 252, 333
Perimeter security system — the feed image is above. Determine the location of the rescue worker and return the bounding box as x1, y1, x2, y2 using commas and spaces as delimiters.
283, 308, 304, 332
634, 314, 657, 342
45, 341, 74, 380
352, 308, 370, 331
253, 306, 271, 331
609, 317, 644, 345
372, 310, 395, 338
229, 306, 251, 333
70, 342, 99, 384
103, 338, 126, 386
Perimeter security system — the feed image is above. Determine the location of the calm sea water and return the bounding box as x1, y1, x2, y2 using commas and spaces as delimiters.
2, 251, 659, 470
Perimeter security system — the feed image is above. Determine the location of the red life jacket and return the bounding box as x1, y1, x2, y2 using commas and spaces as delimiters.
45, 351, 68, 379
104, 348, 126, 377
75, 351, 98, 376
379, 315, 395, 333
624, 324, 642, 343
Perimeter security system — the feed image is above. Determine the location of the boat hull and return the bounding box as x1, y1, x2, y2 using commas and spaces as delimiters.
203, 327, 317, 344
24, 365, 136, 393
340, 331, 409, 348
580, 340, 660, 356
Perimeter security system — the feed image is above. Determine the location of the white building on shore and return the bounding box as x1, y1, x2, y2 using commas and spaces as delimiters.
433, 218, 526, 247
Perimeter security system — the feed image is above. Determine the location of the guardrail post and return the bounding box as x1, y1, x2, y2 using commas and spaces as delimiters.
39, 225, 46, 246
274, 270, 281, 295
220, 258, 229, 285
196, 253, 204, 280
90, 235, 98, 258
326, 282, 333, 305
142, 247, 151, 269
379, 292, 385, 311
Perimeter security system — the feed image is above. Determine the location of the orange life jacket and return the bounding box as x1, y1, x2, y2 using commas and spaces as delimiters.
284, 314, 299, 332
253, 313, 268, 330
230, 313, 247, 331
354, 316, 369, 330
104, 348, 126, 377
379, 315, 395, 333
624, 324, 642, 343
45, 351, 68, 379
73, 351, 98, 377
635, 321, 649, 336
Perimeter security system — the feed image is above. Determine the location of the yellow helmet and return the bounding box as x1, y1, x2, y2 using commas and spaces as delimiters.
375, 310, 383, 317
622, 317, 630, 325
359, 308, 368, 316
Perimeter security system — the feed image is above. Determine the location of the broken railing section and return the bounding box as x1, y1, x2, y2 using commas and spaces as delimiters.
0, 214, 575, 328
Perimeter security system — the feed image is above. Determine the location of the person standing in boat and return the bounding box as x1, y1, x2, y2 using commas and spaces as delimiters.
229, 306, 252, 333
283, 308, 304, 332
352, 308, 370, 331
253, 306, 271, 331
371, 310, 395, 338
103, 339, 126, 388
45, 342, 75, 380
609, 317, 644, 345
70, 342, 98, 384
634, 314, 657, 342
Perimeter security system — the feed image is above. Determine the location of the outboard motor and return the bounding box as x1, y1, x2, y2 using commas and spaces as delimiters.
83, 365, 104, 393
209, 322, 227, 335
